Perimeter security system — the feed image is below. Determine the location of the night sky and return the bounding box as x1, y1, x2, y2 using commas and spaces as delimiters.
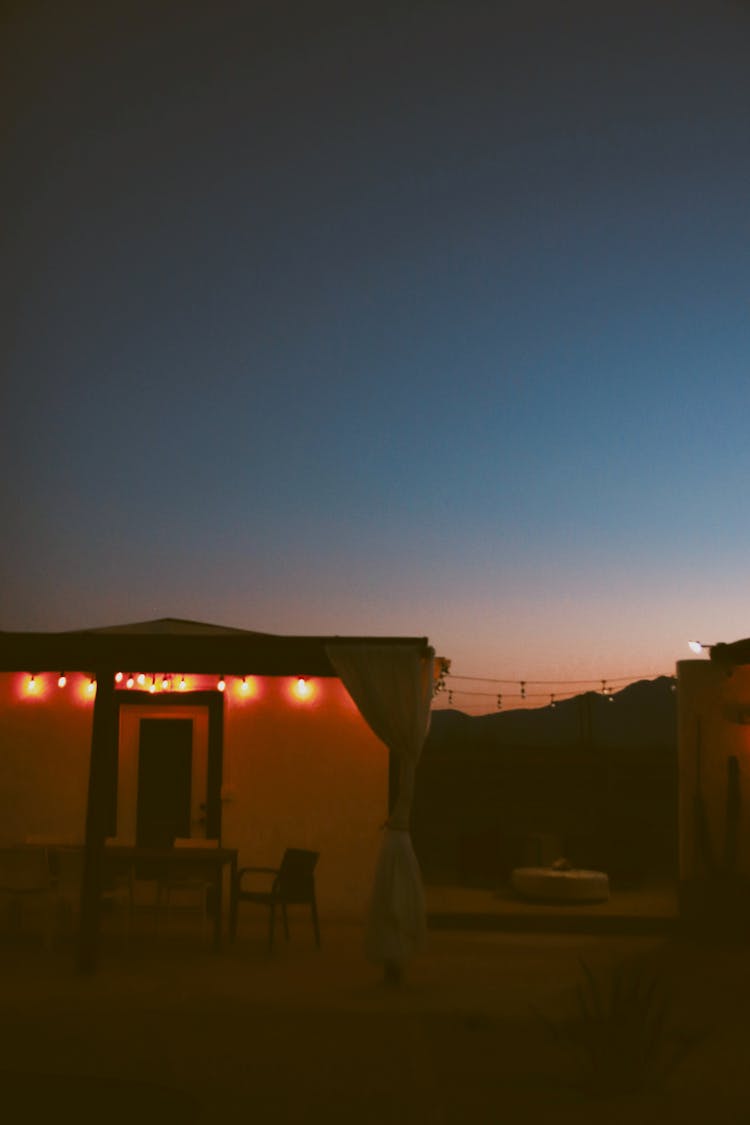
2, 0, 749, 710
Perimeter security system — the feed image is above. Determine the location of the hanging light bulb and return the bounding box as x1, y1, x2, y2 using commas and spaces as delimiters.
496, 692, 502, 710
126, 674, 135, 689
550, 693, 556, 709
217, 675, 226, 692
87, 677, 96, 696
240, 676, 250, 694
178, 675, 187, 691
114, 672, 123, 683
161, 675, 170, 691
136, 673, 146, 686
520, 681, 526, 699
27, 673, 37, 693
58, 673, 67, 688
149, 675, 156, 694
293, 677, 312, 700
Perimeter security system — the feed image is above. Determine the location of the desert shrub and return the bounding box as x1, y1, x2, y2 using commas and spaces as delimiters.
536, 956, 702, 1096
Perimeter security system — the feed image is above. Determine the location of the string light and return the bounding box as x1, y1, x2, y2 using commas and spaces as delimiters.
87, 677, 96, 696
126, 674, 135, 689
217, 675, 226, 692
27, 674, 37, 693
58, 673, 67, 688
149, 675, 156, 694
114, 672, 123, 683
137, 673, 146, 686
436, 670, 675, 714
240, 676, 250, 694
161, 675, 170, 691
179, 675, 187, 691
293, 677, 312, 701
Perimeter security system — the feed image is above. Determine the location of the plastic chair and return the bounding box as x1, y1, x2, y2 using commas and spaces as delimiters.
230, 848, 320, 951
54, 846, 134, 942
157, 838, 219, 941
0, 846, 55, 948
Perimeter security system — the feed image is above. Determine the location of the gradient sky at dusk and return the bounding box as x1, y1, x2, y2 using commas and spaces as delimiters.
2, 1, 749, 710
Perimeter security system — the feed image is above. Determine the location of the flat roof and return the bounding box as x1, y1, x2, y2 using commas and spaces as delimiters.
0, 618, 432, 676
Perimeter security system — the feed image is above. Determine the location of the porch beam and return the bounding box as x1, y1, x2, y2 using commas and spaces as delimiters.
77, 668, 118, 973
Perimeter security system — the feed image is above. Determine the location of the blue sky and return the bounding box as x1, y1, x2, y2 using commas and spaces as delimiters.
2, 0, 749, 709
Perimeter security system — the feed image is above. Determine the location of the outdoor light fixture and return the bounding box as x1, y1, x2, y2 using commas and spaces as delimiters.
688, 641, 712, 654
293, 677, 312, 700
58, 673, 67, 688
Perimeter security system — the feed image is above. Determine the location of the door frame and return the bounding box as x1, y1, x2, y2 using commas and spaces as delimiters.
113, 691, 224, 840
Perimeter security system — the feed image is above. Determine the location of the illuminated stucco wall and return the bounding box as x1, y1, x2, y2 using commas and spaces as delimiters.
677, 659, 750, 881
0, 672, 93, 843
222, 676, 389, 919
0, 671, 390, 918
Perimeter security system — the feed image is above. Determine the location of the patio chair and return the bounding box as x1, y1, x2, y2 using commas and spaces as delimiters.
230, 848, 320, 951
0, 846, 55, 948
54, 846, 134, 942
157, 838, 219, 941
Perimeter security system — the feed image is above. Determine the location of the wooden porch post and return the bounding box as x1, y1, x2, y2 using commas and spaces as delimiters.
77, 669, 118, 973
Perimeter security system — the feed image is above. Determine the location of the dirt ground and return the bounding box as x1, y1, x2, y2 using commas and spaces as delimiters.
1, 912, 749, 1124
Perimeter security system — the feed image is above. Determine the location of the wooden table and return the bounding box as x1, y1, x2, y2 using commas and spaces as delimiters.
102, 845, 239, 951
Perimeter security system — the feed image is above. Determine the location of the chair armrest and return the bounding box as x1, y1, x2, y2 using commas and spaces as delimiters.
236, 866, 279, 889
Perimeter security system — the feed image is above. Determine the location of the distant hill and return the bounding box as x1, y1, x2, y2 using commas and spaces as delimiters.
427, 676, 677, 752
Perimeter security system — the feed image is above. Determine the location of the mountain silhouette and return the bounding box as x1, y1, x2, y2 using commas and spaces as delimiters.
427, 676, 676, 751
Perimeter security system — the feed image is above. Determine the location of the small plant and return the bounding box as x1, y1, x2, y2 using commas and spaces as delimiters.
535, 956, 702, 1097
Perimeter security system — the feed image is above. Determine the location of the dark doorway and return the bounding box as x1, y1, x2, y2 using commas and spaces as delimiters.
136, 719, 193, 848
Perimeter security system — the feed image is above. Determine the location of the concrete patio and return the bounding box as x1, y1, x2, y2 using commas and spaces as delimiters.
0, 889, 749, 1123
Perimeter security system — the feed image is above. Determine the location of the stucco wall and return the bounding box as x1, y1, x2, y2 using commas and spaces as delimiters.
677, 659, 750, 880
0, 672, 389, 919
0, 672, 93, 843
222, 676, 389, 920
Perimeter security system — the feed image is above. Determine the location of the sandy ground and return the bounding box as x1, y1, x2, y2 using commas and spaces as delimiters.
1, 907, 749, 1124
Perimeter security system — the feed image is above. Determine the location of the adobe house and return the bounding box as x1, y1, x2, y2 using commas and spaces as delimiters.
0, 618, 437, 967
677, 639, 750, 928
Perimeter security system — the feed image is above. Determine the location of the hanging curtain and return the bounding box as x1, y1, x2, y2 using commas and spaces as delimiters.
325, 642, 435, 966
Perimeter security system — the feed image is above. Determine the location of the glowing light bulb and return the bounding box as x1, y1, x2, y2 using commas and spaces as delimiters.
240, 677, 250, 694
27, 674, 37, 693
126, 675, 135, 689
161, 675, 170, 691
114, 671, 123, 683
137, 673, 146, 686
217, 676, 226, 692
178, 675, 187, 691
87, 678, 96, 696
688, 641, 704, 654
149, 676, 156, 694
293, 677, 312, 700
58, 673, 67, 688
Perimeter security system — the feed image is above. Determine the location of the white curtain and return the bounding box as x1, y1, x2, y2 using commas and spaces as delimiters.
326, 642, 435, 966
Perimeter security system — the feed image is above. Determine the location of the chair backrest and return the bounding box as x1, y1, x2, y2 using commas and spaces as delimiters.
0, 846, 51, 892
276, 849, 319, 902
55, 847, 85, 889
